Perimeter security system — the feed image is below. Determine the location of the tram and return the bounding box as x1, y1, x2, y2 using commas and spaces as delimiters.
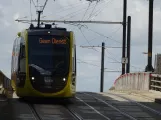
11, 24, 76, 98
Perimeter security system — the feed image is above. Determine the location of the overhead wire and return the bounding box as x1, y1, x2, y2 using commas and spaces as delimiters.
42, 0, 103, 21
78, 27, 100, 53
81, 2, 92, 20
105, 49, 121, 63
80, 36, 101, 46
40, 0, 108, 21
67, 23, 121, 44
58, 0, 106, 20
107, 25, 122, 38
77, 59, 117, 71
24, 1, 125, 75
42, 0, 49, 11
88, 0, 114, 20
60, 13, 122, 70
31, 0, 38, 10
45, 0, 104, 19
77, 59, 100, 67
76, 24, 141, 71
105, 49, 143, 71
103, 25, 122, 43
69, 23, 122, 46
30, 0, 33, 24
31, 1, 141, 72
82, 60, 120, 63
87, 1, 99, 20
58, 1, 86, 8
43, 1, 89, 19
81, 25, 122, 44
67, 23, 122, 66
78, 26, 122, 71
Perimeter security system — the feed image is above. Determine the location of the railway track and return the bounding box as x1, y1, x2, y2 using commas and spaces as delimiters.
75, 96, 111, 120
83, 93, 137, 120
28, 104, 43, 120
64, 104, 84, 120
80, 92, 160, 120
1, 92, 161, 120
75, 93, 137, 120
22, 93, 161, 120
25, 94, 138, 120
27, 102, 79, 120
107, 92, 161, 116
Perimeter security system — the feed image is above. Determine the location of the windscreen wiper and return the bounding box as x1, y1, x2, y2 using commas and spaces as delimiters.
29, 64, 52, 75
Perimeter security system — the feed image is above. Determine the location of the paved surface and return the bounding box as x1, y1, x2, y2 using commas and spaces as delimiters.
0, 92, 161, 120
108, 90, 161, 102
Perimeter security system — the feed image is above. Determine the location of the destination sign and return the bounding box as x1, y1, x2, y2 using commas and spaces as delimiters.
39, 38, 67, 44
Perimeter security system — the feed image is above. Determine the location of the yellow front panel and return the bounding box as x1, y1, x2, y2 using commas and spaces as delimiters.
15, 30, 75, 98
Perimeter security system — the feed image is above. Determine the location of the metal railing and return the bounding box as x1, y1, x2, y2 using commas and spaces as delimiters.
150, 74, 161, 91
0, 71, 12, 96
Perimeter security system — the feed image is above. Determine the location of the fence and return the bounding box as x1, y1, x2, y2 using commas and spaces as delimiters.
0, 71, 13, 97
114, 72, 151, 91
150, 74, 161, 91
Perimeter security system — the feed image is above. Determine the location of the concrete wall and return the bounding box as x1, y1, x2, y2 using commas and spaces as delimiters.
114, 72, 151, 91
0, 71, 13, 98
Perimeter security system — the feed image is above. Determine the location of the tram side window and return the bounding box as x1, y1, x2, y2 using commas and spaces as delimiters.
11, 40, 16, 73
74, 45, 76, 74
15, 38, 21, 72
15, 41, 18, 71
19, 38, 26, 73
74, 45, 77, 74
72, 45, 76, 74
20, 44, 25, 58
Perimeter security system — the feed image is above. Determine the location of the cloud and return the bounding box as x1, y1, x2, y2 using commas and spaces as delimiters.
0, 0, 161, 92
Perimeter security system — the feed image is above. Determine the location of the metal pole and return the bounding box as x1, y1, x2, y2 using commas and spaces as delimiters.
100, 42, 105, 92
145, 0, 154, 72
126, 16, 131, 73
122, 0, 127, 75
15, 19, 123, 25
37, 11, 42, 28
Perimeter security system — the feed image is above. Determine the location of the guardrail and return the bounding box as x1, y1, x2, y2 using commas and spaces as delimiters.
0, 71, 13, 98
114, 72, 151, 91
150, 74, 161, 91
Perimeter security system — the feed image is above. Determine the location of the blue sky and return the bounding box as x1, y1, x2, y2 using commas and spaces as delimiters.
0, 0, 161, 92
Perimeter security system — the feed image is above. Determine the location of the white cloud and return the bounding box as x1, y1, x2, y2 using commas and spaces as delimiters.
0, 0, 161, 92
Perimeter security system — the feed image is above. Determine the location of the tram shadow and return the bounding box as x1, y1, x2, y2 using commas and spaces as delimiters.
17, 97, 74, 105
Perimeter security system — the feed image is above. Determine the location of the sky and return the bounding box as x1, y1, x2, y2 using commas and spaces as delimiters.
0, 0, 161, 92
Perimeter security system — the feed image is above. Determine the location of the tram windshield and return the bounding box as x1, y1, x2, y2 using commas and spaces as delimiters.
28, 35, 70, 75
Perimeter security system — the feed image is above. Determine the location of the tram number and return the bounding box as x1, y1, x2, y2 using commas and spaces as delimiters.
44, 77, 53, 87
44, 79, 53, 83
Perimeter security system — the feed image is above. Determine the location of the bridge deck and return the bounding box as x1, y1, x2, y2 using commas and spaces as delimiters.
0, 91, 161, 120
108, 90, 161, 103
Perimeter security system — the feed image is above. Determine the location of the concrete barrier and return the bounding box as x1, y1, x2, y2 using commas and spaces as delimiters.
114, 72, 151, 91
0, 71, 13, 98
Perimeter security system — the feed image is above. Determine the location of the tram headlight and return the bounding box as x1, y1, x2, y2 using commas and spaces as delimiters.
63, 78, 66, 81
31, 77, 36, 83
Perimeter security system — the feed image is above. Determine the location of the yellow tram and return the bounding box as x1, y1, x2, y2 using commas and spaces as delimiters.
11, 24, 76, 98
